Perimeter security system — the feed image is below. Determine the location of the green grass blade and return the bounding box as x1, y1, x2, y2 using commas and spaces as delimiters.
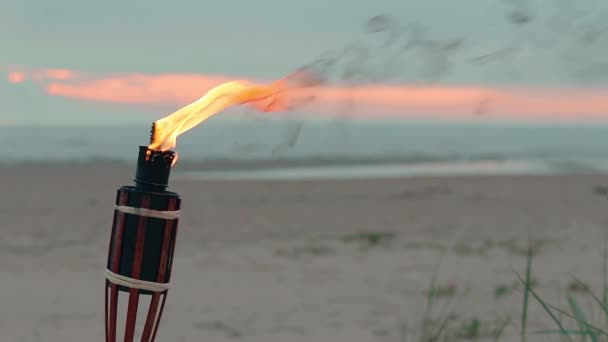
571, 276, 608, 316
603, 230, 608, 326
532, 329, 587, 335
422, 254, 444, 339
515, 272, 573, 342
566, 294, 596, 342
429, 315, 451, 342
587, 290, 608, 317
541, 301, 608, 335
422, 234, 462, 340
493, 316, 511, 342
428, 295, 457, 340
520, 246, 533, 342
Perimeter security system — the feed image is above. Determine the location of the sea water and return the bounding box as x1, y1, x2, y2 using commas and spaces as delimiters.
2, 120, 608, 179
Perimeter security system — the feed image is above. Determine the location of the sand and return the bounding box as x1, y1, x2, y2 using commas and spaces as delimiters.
2, 163, 608, 341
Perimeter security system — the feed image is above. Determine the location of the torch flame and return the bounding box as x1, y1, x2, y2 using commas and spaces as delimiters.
149, 71, 317, 152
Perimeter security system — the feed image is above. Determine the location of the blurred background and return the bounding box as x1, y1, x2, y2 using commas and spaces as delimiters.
2, 0, 608, 341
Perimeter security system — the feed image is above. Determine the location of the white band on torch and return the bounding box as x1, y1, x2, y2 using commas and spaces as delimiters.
114, 205, 180, 220
105, 269, 171, 292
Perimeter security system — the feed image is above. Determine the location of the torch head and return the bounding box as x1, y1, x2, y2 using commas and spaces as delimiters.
133, 146, 175, 192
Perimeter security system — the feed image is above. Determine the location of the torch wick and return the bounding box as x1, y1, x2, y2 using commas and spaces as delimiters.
150, 122, 156, 144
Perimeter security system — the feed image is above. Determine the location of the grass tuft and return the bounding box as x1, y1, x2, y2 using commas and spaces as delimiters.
342, 231, 396, 247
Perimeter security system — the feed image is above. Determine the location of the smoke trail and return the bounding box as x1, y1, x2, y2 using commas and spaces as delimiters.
289, 14, 461, 148
288, 13, 468, 150
6, 0, 608, 156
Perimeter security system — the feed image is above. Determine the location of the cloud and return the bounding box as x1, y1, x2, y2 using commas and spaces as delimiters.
46, 73, 235, 104
6, 65, 608, 121
7, 71, 25, 84
43, 68, 76, 81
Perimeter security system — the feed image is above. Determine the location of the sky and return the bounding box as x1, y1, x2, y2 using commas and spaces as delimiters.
2, 0, 608, 125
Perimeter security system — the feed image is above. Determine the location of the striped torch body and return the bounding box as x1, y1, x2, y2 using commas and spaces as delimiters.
105, 146, 181, 342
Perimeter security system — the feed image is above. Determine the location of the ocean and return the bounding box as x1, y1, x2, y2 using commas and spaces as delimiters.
2, 120, 608, 179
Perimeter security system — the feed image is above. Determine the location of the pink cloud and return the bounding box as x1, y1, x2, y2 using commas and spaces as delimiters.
46, 73, 236, 104
7, 71, 25, 84
7, 65, 608, 121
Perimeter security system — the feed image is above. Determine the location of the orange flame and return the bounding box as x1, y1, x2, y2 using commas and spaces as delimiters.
149, 72, 316, 152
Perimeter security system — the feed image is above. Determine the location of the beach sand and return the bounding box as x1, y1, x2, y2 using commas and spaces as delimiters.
2, 163, 608, 341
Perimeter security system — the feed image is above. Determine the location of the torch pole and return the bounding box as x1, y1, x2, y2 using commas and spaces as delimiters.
105, 146, 181, 342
